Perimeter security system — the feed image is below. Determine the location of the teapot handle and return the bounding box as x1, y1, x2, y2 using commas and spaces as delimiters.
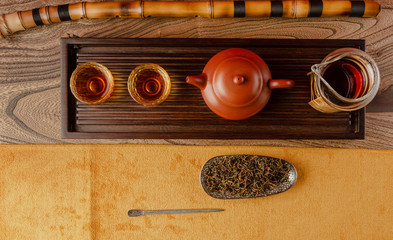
268, 79, 295, 89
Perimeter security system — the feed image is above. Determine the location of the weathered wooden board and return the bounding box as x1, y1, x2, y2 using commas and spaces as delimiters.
0, 0, 392, 148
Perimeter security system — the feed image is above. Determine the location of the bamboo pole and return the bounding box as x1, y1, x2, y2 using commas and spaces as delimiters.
0, 1, 381, 38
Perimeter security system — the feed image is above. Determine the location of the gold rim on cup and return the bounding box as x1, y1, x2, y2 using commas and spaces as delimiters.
128, 63, 171, 106
70, 62, 114, 105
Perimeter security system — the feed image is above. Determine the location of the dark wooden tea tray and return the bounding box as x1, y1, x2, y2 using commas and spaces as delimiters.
61, 38, 365, 139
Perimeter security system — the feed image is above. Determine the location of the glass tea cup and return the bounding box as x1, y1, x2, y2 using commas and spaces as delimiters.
70, 62, 114, 105
128, 63, 171, 106
309, 48, 380, 113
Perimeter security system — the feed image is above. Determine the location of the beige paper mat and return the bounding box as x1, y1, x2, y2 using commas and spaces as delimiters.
0, 145, 392, 239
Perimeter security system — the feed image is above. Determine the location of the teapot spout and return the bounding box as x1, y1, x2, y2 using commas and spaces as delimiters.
186, 74, 207, 90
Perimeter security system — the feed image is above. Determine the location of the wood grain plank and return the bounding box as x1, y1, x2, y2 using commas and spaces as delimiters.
0, 0, 392, 148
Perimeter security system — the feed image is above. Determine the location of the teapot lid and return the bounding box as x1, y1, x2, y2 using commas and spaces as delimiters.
203, 49, 271, 110
213, 54, 264, 107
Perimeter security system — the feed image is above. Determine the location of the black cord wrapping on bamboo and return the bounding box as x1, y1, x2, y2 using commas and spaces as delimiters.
234, 1, 246, 17
308, 0, 323, 17
58, 4, 72, 21
32, 8, 44, 26
350, 1, 366, 17
271, 1, 283, 17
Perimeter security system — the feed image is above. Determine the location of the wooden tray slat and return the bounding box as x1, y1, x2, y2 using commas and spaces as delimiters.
61, 38, 365, 139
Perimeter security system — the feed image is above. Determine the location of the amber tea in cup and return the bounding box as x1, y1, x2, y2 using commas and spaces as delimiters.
128, 63, 171, 106
70, 62, 114, 105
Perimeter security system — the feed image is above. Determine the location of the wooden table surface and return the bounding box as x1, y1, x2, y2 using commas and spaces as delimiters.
0, 0, 392, 148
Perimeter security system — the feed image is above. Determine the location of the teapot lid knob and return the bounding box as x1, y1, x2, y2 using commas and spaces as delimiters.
233, 75, 245, 85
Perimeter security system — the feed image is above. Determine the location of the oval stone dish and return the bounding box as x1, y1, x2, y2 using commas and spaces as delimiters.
200, 155, 297, 199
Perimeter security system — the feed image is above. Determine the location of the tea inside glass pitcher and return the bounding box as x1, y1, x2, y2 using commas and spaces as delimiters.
309, 48, 380, 113
321, 60, 364, 99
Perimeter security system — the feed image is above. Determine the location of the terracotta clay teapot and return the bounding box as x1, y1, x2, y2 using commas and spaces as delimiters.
186, 48, 295, 120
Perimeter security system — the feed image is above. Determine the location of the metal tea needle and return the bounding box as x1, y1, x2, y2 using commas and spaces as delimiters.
128, 209, 224, 217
